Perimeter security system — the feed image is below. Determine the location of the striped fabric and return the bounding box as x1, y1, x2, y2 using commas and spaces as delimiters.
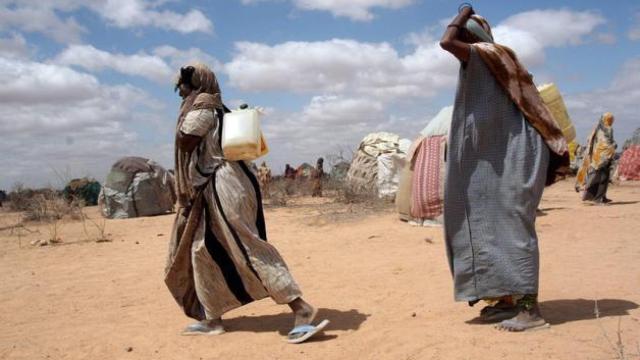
165, 109, 301, 321
410, 136, 446, 219
617, 145, 640, 181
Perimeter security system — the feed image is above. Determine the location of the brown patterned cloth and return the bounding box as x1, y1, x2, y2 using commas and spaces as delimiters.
471, 42, 570, 185
165, 64, 301, 321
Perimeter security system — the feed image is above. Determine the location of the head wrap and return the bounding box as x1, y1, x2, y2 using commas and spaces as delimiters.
465, 15, 494, 43
601, 112, 615, 127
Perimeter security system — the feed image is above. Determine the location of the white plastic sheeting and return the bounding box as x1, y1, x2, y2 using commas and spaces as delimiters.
420, 105, 453, 137
347, 132, 411, 198
100, 158, 176, 219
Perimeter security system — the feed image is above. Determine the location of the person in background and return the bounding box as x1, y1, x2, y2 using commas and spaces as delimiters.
311, 158, 325, 197
258, 162, 272, 199
575, 113, 617, 205
439, 5, 569, 331
165, 63, 328, 343
284, 164, 296, 195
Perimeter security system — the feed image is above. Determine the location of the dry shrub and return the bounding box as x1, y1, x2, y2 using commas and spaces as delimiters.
327, 177, 383, 205
23, 194, 74, 222
78, 208, 111, 243
7, 183, 84, 222
264, 177, 307, 207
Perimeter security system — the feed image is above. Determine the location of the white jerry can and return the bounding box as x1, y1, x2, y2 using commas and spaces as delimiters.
222, 108, 269, 161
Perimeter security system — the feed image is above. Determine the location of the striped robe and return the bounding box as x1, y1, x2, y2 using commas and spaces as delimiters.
165, 108, 301, 321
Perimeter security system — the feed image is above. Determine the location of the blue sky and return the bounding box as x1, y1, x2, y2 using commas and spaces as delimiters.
1, 0, 639, 189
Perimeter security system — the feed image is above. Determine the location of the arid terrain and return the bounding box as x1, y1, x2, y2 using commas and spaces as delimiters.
1, 179, 639, 360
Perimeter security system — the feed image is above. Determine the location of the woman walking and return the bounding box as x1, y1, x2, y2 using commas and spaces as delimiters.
576, 113, 617, 204
164, 63, 328, 343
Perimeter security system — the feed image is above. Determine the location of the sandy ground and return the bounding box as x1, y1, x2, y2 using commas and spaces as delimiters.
1, 179, 639, 360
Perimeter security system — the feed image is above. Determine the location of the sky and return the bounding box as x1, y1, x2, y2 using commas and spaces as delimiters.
1, 0, 639, 189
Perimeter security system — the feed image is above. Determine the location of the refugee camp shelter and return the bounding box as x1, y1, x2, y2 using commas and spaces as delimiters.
330, 161, 350, 180
99, 157, 176, 219
63, 178, 101, 205
346, 132, 411, 198
296, 163, 315, 178
617, 145, 640, 181
396, 106, 452, 225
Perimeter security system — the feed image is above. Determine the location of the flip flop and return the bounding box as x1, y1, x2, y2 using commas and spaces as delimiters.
181, 322, 225, 336
287, 319, 330, 344
496, 318, 550, 332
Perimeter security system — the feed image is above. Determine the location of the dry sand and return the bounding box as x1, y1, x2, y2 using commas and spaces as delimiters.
1, 179, 639, 360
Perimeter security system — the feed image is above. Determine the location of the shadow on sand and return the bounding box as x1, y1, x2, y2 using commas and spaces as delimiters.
607, 201, 640, 206
465, 298, 638, 325
541, 298, 639, 325
223, 308, 368, 340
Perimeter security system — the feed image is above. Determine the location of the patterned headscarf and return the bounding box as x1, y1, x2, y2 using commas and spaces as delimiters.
465, 15, 494, 43
468, 13, 570, 185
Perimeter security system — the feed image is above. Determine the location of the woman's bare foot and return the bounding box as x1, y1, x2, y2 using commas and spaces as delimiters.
181, 318, 225, 336
480, 301, 519, 323
288, 297, 317, 327
496, 305, 549, 332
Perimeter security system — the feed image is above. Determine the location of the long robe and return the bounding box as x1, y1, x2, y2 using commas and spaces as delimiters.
165, 108, 301, 320
444, 47, 550, 302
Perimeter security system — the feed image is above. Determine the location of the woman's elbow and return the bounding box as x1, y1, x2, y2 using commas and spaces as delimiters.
439, 40, 453, 51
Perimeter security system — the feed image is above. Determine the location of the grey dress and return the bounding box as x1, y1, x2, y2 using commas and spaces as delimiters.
444, 47, 550, 302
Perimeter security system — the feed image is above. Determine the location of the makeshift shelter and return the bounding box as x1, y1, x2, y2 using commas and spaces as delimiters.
396, 106, 452, 225
346, 132, 411, 198
63, 178, 101, 205
296, 163, 314, 178
99, 157, 176, 219
616, 145, 640, 181
330, 161, 350, 180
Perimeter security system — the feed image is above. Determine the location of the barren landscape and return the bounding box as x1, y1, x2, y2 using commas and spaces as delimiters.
1, 179, 639, 360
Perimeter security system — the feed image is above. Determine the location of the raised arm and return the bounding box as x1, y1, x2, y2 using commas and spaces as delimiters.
439, 6, 474, 62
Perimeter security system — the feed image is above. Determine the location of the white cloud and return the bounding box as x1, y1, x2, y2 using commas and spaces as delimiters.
565, 57, 640, 145
0, 33, 31, 59
261, 95, 386, 168
226, 9, 606, 100
97, 0, 213, 34
498, 9, 606, 47
226, 39, 411, 97
492, 9, 606, 67
242, 0, 414, 21
152, 45, 223, 74
0, 5, 86, 43
55, 45, 173, 82
53, 44, 222, 83
0, 0, 212, 43
0, 57, 100, 104
293, 0, 413, 21
0, 56, 173, 189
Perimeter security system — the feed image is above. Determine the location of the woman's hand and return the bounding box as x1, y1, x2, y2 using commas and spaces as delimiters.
177, 131, 202, 153
439, 5, 475, 62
